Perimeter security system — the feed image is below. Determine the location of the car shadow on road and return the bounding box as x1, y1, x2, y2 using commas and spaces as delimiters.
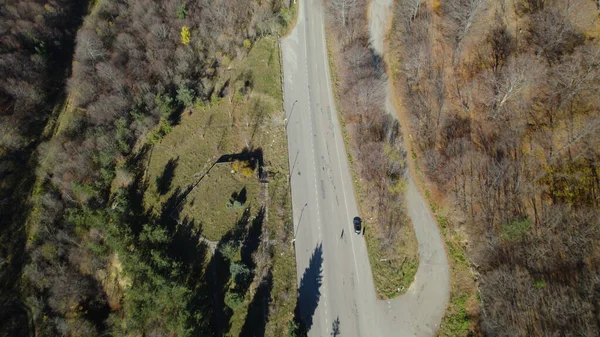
293, 243, 323, 334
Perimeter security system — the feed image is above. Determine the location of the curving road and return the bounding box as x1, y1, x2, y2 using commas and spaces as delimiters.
283, 0, 450, 335
369, 0, 451, 334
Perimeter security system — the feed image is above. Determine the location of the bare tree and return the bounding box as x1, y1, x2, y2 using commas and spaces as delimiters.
75, 29, 107, 64
395, 0, 424, 31
330, 0, 357, 30
528, 7, 582, 65
443, 0, 486, 65
550, 44, 600, 109
480, 56, 542, 119
392, 0, 600, 334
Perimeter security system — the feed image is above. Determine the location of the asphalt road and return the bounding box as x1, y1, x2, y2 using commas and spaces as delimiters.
369, 0, 450, 334
282, 0, 450, 336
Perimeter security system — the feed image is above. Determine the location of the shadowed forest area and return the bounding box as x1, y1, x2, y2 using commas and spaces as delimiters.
1, 0, 296, 336
390, 0, 600, 335
1, 0, 90, 334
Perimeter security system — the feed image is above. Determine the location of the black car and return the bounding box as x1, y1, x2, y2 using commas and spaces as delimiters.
353, 216, 362, 234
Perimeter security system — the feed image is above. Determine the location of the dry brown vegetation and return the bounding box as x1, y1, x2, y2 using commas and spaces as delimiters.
390, 0, 600, 335
324, 0, 419, 298
1, 0, 296, 336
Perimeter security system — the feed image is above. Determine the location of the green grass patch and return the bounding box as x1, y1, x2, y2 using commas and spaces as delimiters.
243, 40, 283, 101
447, 239, 469, 268
437, 214, 448, 231
430, 209, 475, 337
186, 166, 260, 241
142, 36, 295, 336
54, 107, 79, 136
266, 248, 297, 336
366, 230, 419, 298
144, 38, 284, 239
325, 32, 353, 165
435, 214, 469, 268
41, 98, 67, 139
438, 294, 470, 337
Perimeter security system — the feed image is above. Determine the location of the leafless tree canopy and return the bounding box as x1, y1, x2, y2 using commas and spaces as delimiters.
325, 0, 409, 250
0, 0, 84, 150
392, 0, 600, 334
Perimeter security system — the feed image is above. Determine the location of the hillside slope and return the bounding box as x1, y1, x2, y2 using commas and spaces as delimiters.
389, 0, 600, 335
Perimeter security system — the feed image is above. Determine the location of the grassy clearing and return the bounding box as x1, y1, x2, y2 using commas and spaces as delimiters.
144, 37, 284, 236
185, 165, 261, 241
143, 36, 295, 336
501, 217, 532, 241
325, 32, 418, 299
366, 225, 419, 298
263, 153, 296, 336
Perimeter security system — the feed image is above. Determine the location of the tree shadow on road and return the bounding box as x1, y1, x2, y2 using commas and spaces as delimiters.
331, 316, 340, 336
293, 243, 323, 334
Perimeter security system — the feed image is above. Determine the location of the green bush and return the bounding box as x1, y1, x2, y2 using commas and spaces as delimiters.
70, 182, 98, 204
176, 4, 187, 19
287, 319, 307, 337
440, 295, 469, 336
156, 93, 175, 117
176, 84, 196, 107
115, 117, 132, 154
41, 243, 57, 261
224, 290, 244, 310
148, 120, 173, 144
87, 241, 109, 257
502, 217, 532, 241
230, 262, 251, 285
139, 224, 169, 244
219, 242, 239, 261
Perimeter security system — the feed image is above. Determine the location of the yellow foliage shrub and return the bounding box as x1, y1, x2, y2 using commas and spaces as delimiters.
241, 166, 255, 178
433, 1, 442, 15
181, 26, 190, 45
231, 160, 255, 178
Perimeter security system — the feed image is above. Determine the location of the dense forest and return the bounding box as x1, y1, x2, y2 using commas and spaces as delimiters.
1, 0, 294, 336
391, 0, 600, 335
1, 0, 88, 334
